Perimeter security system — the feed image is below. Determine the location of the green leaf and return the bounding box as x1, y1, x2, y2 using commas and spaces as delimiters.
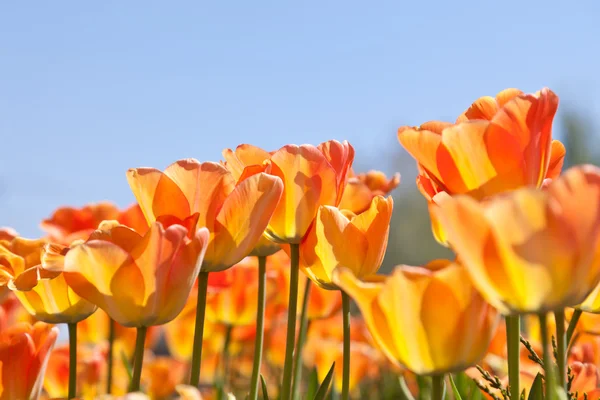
313, 362, 335, 400
416, 375, 431, 400
121, 350, 133, 381
306, 368, 319, 400
260, 374, 270, 400
528, 373, 544, 400
449, 375, 463, 400
398, 375, 416, 400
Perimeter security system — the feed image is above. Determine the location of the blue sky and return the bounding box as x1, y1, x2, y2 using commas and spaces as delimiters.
2, 1, 600, 237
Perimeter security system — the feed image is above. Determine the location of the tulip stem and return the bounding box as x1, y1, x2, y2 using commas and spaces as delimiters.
555, 310, 567, 392
505, 315, 520, 400
431, 374, 444, 400
566, 308, 582, 346
249, 255, 268, 400
292, 279, 312, 400
68, 322, 77, 399
539, 313, 555, 400
129, 326, 147, 392
281, 243, 300, 400
341, 291, 351, 400
106, 318, 115, 394
221, 324, 233, 392
190, 271, 210, 387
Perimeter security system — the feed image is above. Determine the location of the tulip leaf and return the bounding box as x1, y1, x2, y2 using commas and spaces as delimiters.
313, 362, 335, 400
398, 375, 416, 400
416, 375, 431, 400
306, 368, 319, 399
449, 375, 463, 400
260, 374, 270, 400
121, 350, 133, 381
527, 373, 544, 400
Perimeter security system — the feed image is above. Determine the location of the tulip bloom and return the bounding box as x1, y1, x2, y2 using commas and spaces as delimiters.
46, 220, 209, 327
334, 260, 499, 375
0, 322, 59, 400
142, 356, 187, 400
223, 141, 355, 244
299, 195, 393, 290
0, 237, 97, 324
338, 169, 400, 214
41, 202, 148, 245
398, 88, 565, 244
435, 164, 600, 314
127, 159, 283, 271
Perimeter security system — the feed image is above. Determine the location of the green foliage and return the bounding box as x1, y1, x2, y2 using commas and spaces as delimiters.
313, 362, 335, 400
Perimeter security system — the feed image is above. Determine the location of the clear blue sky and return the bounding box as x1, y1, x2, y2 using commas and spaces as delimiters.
2, 1, 600, 237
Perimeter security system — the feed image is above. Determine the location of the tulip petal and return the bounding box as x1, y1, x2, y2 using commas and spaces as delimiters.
546, 140, 566, 180
266, 144, 338, 243
207, 172, 283, 270
318, 140, 355, 205
127, 167, 191, 222
397, 127, 443, 184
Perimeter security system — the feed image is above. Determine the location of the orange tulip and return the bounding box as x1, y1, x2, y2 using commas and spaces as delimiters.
206, 256, 278, 326
0, 322, 59, 400
45, 219, 209, 327
43, 343, 107, 399
398, 88, 565, 244
338, 169, 400, 214
0, 293, 37, 331
299, 195, 393, 290
127, 159, 283, 271
223, 141, 355, 244
41, 202, 148, 245
0, 237, 97, 324
142, 356, 187, 400
334, 260, 499, 375
435, 164, 600, 314
0, 227, 17, 241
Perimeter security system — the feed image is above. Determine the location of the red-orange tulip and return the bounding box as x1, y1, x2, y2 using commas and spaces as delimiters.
223, 140, 355, 244
398, 88, 566, 244
127, 159, 283, 271
435, 165, 600, 314
0, 322, 59, 400
46, 220, 210, 327
41, 202, 147, 245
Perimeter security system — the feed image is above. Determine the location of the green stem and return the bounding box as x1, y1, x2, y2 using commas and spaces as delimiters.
539, 313, 555, 400
221, 324, 233, 392
129, 326, 147, 392
292, 279, 312, 400
555, 310, 567, 392
249, 255, 268, 400
341, 291, 351, 400
281, 243, 300, 400
505, 315, 521, 400
189, 271, 210, 387
431, 374, 444, 400
68, 322, 77, 399
106, 318, 115, 394
566, 308, 582, 346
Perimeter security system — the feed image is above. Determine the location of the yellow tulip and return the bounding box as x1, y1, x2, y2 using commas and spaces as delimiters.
435, 164, 600, 314
300, 195, 393, 290
0, 237, 97, 324
46, 220, 210, 327
127, 159, 283, 271
333, 260, 499, 375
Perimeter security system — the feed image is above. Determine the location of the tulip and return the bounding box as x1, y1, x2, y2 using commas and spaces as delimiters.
46, 219, 209, 392
398, 88, 565, 245
0, 227, 17, 241
142, 356, 187, 400
223, 140, 354, 400
0, 322, 59, 400
434, 164, 600, 315
333, 261, 499, 378
299, 195, 393, 290
41, 201, 148, 245
338, 169, 400, 214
